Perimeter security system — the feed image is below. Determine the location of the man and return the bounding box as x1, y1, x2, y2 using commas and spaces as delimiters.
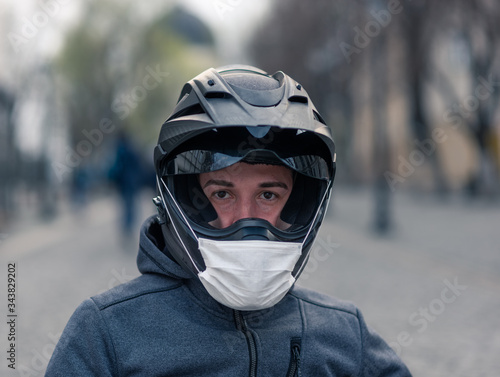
45, 65, 412, 376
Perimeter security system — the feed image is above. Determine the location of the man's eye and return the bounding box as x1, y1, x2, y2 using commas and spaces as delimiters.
261, 192, 276, 200
214, 191, 229, 199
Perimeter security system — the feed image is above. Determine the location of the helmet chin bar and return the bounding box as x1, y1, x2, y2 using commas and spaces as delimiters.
205, 218, 291, 241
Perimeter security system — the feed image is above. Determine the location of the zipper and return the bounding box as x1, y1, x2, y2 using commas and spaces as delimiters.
286, 338, 302, 377
234, 310, 258, 377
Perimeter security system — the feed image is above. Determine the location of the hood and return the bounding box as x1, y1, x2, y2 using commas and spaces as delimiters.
137, 215, 192, 280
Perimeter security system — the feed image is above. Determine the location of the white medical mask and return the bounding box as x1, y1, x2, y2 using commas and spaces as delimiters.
197, 237, 302, 311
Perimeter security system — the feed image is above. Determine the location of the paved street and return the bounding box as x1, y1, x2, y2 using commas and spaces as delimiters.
1, 187, 499, 376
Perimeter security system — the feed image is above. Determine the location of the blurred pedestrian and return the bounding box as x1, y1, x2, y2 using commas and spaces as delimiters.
70, 163, 91, 212
108, 131, 143, 235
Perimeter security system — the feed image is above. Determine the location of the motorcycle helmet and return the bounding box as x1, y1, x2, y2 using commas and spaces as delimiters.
153, 64, 336, 281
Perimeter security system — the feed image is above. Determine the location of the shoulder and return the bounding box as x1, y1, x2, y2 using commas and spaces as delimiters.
90, 273, 184, 311
288, 285, 360, 317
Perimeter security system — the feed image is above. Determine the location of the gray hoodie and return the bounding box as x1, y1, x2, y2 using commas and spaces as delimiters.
45, 216, 412, 376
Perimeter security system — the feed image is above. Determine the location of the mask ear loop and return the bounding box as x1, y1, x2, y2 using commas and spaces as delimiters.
293, 179, 333, 279
157, 175, 201, 274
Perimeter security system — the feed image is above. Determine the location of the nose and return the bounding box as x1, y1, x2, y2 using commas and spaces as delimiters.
233, 198, 258, 224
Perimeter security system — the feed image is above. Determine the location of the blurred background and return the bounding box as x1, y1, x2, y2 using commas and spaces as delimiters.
0, 0, 499, 376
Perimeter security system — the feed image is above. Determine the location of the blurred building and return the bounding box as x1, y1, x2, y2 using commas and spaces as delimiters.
0, 1, 222, 228
249, 0, 500, 196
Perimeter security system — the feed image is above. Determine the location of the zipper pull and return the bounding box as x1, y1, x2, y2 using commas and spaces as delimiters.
286, 338, 301, 377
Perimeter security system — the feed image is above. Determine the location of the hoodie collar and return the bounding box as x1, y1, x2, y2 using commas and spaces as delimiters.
137, 215, 192, 280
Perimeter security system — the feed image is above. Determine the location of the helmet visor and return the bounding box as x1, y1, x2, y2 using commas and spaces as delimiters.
160, 127, 333, 180
164, 149, 330, 180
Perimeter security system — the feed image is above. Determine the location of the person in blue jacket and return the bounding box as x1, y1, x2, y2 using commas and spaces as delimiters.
45, 65, 412, 376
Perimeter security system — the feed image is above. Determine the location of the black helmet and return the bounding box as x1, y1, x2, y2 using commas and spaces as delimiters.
153, 65, 336, 280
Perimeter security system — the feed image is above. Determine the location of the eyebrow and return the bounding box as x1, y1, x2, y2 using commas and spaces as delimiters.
259, 182, 289, 189
202, 180, 289, 190
202, 179, 233, 188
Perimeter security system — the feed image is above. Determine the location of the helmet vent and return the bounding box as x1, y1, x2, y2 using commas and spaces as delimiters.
170, 103, 205, 120
288, 95, 308, 104
313, 110, 326, 125
205, 92, 232, 99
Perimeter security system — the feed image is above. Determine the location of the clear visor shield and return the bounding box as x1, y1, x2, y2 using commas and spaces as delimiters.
159, 127, 334, 180
163, 148, 331, 180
